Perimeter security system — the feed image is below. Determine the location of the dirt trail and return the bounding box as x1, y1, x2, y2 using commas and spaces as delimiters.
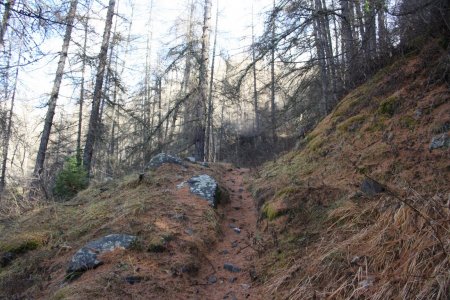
196, 167, 261, 300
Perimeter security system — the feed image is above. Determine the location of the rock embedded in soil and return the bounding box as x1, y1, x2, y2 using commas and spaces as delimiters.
360, 178, 385, 196
146, 153, 183, 170
125, 275, 143, 285
429, 133, 449, 151
187, 174, 219, 207
0, 252, 15, 267
67, 234, 136, 274
224, 263, 241, 272
207, 275, 217, 284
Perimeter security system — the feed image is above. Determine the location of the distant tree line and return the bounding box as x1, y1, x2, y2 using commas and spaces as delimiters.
0, 0, 448, 202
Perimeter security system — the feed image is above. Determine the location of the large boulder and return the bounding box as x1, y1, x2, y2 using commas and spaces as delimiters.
188, 174, 219, 207
67, 234, 136, 274
146, 153, 183, 170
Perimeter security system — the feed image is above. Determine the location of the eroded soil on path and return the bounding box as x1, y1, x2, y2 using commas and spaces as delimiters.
194, 167, 261, 300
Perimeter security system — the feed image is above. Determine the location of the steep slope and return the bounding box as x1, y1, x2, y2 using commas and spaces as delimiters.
0, 162, 261, 299
251, 40, 449, 299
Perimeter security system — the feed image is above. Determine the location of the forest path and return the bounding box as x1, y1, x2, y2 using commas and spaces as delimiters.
196, 166, 261, 300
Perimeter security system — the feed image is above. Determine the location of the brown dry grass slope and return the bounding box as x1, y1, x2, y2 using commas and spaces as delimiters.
0, 163, 240, 299
251, 39, 449, 299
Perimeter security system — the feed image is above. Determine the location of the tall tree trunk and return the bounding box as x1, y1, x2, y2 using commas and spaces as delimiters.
194, 0, 211, 161
376, 0, 388, 57
83, 0, 116, 177
340, 0, 356, 88
77, 14, 89, 166
0, 41, 21, 194
32, 0, 78, 191
252, 2, 259, 134
205, 1, 219, 161
0, 0, 15, 47
311, 0, 329, 115
320, 0, 337, 106
270, 0, 277, 143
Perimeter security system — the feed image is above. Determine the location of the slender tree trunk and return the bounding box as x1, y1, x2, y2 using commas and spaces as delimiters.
0, 0, 15, 47
320, 0, 337, 106
340, 0, 355, 88
77, 15, 89, 166
83, 0, 116, 177
252, 2, 259, 134
0, 41, 20, 194
311, 0, 329, 115
205, 1, 219, 161
32, 0, 78, 191
376, 0, 388, 57
270, 0, 277, 143
194, 0, 211, 161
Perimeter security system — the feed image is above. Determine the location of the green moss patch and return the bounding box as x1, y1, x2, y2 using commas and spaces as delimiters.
337, 114, 367, 133
377, 95, 400, 117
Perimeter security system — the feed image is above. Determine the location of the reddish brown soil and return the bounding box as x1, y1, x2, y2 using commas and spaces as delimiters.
194, 167, 261, 300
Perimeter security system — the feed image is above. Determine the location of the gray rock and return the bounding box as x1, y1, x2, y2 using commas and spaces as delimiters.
233, 228, 241, 234
231, 240, 238, 248
208, 275, 217, 284
224, 291, 237, 300
224, 263, 241, 273
67, 234, 136, 273
360, 178, 385, 196
187, 174, 219, 207
429, 133, 449, 151
228, 277, 237, 283
146, 153, 183, 170
125, 276, 143, 285
186, 156, 196, 163
1, 252, 15, 267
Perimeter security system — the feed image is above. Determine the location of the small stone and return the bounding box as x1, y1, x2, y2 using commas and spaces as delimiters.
360, 178, 385, 196
429, 133, 449, 151
0, 252, 15, 267
186, 156, 196, 163
219, 249, 229, 255
173, 213, 187, 221
208, 275, 217, 284
233, 228, 241, 234
184, 228, 194, 236
224, 291, 237, 300
228, 277, 237, 283
241, 283, 251, 290
224, 263, 241, 273
125, 276, 143, 285
231, 241, 238, 248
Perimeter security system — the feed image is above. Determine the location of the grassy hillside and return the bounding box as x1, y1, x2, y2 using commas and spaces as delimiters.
0, 163, 231, 299
251, 40, 449, 299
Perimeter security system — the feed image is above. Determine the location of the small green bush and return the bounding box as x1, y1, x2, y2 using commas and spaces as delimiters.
53, 156, 88, 200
